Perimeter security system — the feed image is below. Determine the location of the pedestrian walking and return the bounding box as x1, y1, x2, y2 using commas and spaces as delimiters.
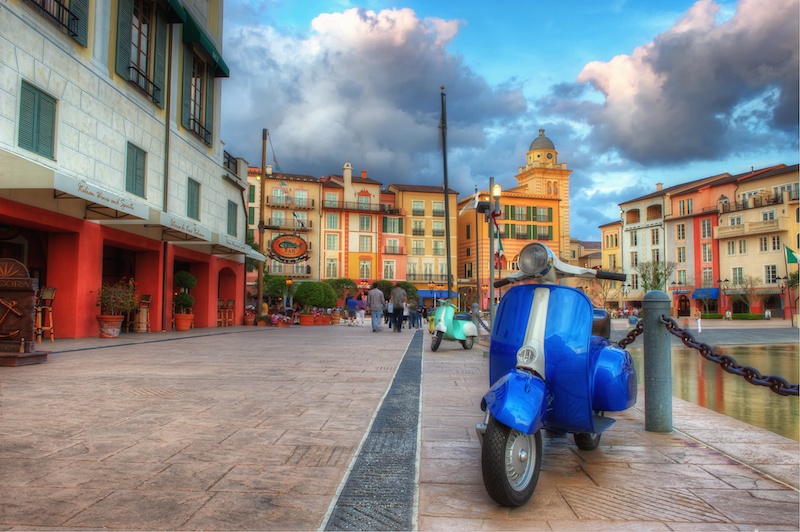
367, 283, 385, 332
346, 295, 357, 326
356, 293, 366, 326
695, 310, 702, 333
390, 283, 407, 333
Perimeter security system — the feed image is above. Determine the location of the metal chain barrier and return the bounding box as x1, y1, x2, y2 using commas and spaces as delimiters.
616, 315, 799, 397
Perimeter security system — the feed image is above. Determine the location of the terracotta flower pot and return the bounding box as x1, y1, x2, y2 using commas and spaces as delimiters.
298, 314, 315, 326
97, 315, 124, 338
174, 313, 194, 331
244, 315, 255, 326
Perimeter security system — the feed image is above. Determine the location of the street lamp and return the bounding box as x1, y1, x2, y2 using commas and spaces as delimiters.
621, 283, 631, 313
428, 281, 436, 306
779, 276, 789, 320
488, 179, 502, 326
717, 278, 729, 318
285, 278, 293, 309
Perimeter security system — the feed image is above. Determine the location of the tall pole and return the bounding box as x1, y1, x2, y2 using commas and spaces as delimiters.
488, 176, 496, 326
440, 87, 453, 302
256, 129, 267, 313
474, 184, 480, 310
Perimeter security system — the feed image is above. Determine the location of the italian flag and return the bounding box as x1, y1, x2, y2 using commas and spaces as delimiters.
787, 245, 799, 264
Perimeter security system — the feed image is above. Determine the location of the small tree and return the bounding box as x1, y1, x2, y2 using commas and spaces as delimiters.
295, 281, 337, 312
264, 275, 294, 307
634, 261, 677, 293
397, 281, 419, 302
728, 275, 761, 313
324, 278, 358, 301
375, 280, 395, 301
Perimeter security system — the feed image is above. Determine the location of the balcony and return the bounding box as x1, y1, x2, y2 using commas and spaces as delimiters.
223, 151, 238, 175
406, 274, 450, 283
267, 264, 312, 277
432, 229, 445, 237
265, 218, 312, 231
266, 195, 315, 210
432, 210, 445, 217
714, 218, 785, 239
721, 193, 787, 213
383, 245, 405, 255
412, 229, 425, 236
322, 200, 392, 212
432, 249, 445, 256
412, 209, 425, 216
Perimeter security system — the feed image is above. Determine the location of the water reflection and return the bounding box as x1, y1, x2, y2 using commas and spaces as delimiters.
629, 345, 799, 441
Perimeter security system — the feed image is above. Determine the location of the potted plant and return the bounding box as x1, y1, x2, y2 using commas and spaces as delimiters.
255, 314, 271, 327
294, 282, 337, 326
95, 277, 137, 338
244, 305, 256, 326
173, 271, 197, 331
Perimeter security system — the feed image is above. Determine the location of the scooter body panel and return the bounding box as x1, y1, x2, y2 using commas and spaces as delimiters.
592, 340, 638, 412
434, 303, 478, 341
482, 369, 547, 434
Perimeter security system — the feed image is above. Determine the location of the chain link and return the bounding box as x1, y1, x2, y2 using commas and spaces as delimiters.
617, 315, 798, 396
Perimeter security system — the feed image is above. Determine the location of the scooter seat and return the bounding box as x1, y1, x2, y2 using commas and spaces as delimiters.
454, 313, 472, 321
591, 309, 611, 339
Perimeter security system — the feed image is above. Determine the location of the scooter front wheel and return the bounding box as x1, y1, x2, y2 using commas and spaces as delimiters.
574, 432, 601, 450
460, 336, 474, 350
481, 415, 542, 507
431, 331, 443, 351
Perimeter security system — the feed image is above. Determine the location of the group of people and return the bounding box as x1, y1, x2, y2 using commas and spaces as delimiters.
345, 282, 432, 333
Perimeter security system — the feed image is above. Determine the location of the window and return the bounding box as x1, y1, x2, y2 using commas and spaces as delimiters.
771, 235, 781, 251
116, 0, 167, 106
608, 255, 616, 269
765, 265, 777, 284
272, 188, 285, 205
383, 261, 395, 280
732, 267, 744, 285
270, 260, 283, 274
18, 81, 56, 159
27, 0, 89, 45
226, 200, 237, 236
359, 215, 371, 231
412, 200, 424, 216
324, 193, 338, 208
432, 201, 444, 217
412, 240, 424, 255
466, 224, 471, 239
248, 207, 254, 225
630, 231, 638, 246
187, 178, 200, 220
325, 258, 338, 278
677, 270, 687, 285
358, 195, 370, 210
727, 241, 735, 255
182, 47, 213, 144
326, 234, 338, 250
359, 260, 371, 279
359, 235, 371, 252
759, 237, 768, 252
125, 142, 146, 197
386, 238, 400, 254
423, 263, 433, 280
630, 274, 639, 290
651, 228, 659, 245
384, 217, 400, 233
295, 190, 308, 207
676, 224, 685, 241
679, 200, 685, 216
701, 243, 712, 262
272, 211, 285, 226
432, 241, 444, 256
293, 212, 307, 229
326, 213, 338, 229
702, 268, 713, 287
407, 263, 417, 279
247, 228, 253, 241
248, 184, 255, 203
412, 220, 425, 236
762, 210, 775, 221
677, 247, 686, 263
738, 239, 747, 254
651, 249, 660, 262
730, 215, 742, 226
701, 219, 712, 239
630, 251, 638, 267
432, 221, 444, 237
687, 199, 693, 214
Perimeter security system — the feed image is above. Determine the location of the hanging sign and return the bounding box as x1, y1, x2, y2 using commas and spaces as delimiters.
269, 234, 308, 263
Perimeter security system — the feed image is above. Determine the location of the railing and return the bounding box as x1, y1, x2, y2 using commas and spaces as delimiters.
721, 194, 788, 213
24, 0, 79, 36
411, 247, 425, 255
128, 65, 163, 105
383, 246, 405, 255
266, 265, 312, 276
432, 249, 445, 256
432, 210, 445, 217
714, 218, 784, 239
223, 151, 238, 175
432, 230, 445, 237
412, 229, 425, 236
406, 274, 450, 283
322, 200, 391, 212
265, 218, 312, 230
412, 209, 425, 216
266, 196, 315, 209
189, 117, 211, 146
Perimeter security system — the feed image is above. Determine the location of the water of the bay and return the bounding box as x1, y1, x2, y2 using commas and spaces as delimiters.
628, 344, 799, 441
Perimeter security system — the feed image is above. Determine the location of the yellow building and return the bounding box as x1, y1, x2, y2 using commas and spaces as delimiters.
457, 129, 570, 309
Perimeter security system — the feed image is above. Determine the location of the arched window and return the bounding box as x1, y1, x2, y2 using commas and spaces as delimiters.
547, 182, 552, 194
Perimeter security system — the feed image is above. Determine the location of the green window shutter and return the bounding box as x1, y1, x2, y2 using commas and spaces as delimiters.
71, 0, 89, 47
36, 92, 55, 158
527, 225, 533, 239
126, 143, 146, 197
152, 9, 168, 108
398, 218, 403, 234
526, 206, 532, 221
18, 83, 36, 152
247, 229, 254, 241
504, 204, 511, 220
134, 148, 145, 196
125, 143, 136, 192
382, 217, 387, 232
203, 66, 214, 145
248, 184, 255, 203
248, 207, 254, 225
187, 178, 199, 220
115, 0, 133, 80
227, 201, 237, 236
548, 207, 553, 222
181, 45, 193, 130
548, 226, 553, 240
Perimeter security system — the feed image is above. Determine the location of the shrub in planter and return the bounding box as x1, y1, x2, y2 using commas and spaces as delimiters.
294, 281, 337, 312
173, 292, 195, 314
174, 271, 197, 291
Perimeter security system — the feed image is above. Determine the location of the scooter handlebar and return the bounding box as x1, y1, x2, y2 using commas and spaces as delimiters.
596, 271, 627, 281
494, 278, 512, 288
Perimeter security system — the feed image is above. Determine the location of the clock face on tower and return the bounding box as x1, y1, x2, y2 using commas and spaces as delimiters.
547, 153, 553, 159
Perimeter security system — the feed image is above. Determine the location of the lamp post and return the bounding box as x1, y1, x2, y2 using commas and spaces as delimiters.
285, 278, 292, 309
717, 278, 729, 318
488, 179, 502, 326
621, 283, 631, 313
779, 276, 788, 320
428, 281, 436, 307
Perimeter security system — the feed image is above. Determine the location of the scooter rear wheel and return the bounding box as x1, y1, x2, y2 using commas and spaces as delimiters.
460, 336, 474, 350
431, 331, 443, 351
481, 415, 542, 507
574, 432, 601, 450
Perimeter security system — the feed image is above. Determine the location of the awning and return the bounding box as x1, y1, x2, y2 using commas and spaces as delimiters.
210, 232, 265, 261
417, 290, 457, 299
182, 12, 230, 77
691, 288, 719, 299
159, 212, 212, 242
755, 288, 782, 295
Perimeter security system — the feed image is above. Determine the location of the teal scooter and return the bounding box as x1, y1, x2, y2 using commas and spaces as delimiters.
431, 299, 478, 351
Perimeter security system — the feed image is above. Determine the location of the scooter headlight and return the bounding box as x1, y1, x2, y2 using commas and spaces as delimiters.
516, 346, 538, 368
518, 243, 552, 277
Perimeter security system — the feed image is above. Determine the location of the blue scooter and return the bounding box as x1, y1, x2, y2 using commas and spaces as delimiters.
476, 243, 637, 507
431, 299, 478, 351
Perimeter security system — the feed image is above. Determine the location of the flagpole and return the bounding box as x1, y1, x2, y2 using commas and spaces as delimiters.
440, 87, 453, 303
257, 129, 268, 314
488, 176, 495, 326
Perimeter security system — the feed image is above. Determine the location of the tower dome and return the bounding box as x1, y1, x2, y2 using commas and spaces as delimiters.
529, 128, 555, 151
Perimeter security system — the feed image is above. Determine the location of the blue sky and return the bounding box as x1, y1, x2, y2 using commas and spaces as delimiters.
220, 0, 799, 241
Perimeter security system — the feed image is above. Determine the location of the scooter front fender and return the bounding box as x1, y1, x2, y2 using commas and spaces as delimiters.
482, 369, 546, 435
